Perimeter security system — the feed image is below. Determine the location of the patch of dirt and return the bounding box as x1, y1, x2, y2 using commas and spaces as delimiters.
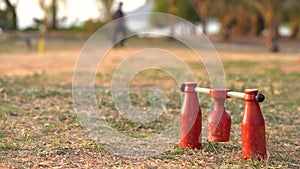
1, 46, 299, 77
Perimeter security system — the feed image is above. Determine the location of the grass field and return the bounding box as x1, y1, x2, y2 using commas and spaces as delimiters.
0, 35, 299, 168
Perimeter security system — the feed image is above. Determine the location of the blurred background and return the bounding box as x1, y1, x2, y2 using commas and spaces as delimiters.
0, 1, 300, 168
0, 0, 299, 52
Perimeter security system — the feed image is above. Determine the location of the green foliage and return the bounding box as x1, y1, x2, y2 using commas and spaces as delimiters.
176, 0, 199, 23
152, 0, 299, 43
153, 0, 199, 22
153, 0, 168, 13
0, 2, 17, 30
84, 19, 107, 33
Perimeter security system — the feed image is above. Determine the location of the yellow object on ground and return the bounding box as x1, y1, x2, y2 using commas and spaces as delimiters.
38, 38, 45, 56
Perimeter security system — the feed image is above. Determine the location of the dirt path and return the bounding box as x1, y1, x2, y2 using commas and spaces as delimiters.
0, 45, 299, 77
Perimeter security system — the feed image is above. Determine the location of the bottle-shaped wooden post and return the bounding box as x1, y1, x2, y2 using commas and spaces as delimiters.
242, 89, 267, 160
207, 89, 231, 142
180, 82, 202, 149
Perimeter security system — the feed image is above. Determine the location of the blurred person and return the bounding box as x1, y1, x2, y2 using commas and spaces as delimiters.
112, 2, 127, 47
25, 35, 33, 49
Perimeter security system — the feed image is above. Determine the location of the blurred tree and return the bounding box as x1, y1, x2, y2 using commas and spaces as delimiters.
166, 0, 176, 36
152, 0, 175, 36
0, 0, 18, 30
151, 0, 168, 28
284, 0, 300, 38
189, 0, 210, 34
153, 0, 198, 22
230, 2, 251, 36
244, 0, 284, 52
0, 7, 8, 30
213, 0, 238, 40
153, 0, 199, 36
153, 0, 167, 13
100, 0, 114, 21
176, 0, 199, 23
228, 2, 264, 36
37, 0, 65, 31
51, 0, 57, 29
251, 12, 265, 36
37, 0, 50, 31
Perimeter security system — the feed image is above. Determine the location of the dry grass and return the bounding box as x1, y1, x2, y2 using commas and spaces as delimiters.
0, 37, 299, 168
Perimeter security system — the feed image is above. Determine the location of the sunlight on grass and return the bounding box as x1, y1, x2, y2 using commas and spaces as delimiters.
0, 53, 299, 168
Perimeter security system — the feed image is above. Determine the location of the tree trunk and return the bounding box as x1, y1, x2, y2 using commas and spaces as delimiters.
102, 0, 114, 22
202, 19, 207, 35
221, 17, 236, 41
190, 0, 208, 35
52, 0, 57, 30
222, 27, 230, 41
4, 0, 17, 30
290, 23, 299, 39
255, 14, 264, 36
265, 26, 279, 52
198, 5, 208, 35
169, 16, 175, 38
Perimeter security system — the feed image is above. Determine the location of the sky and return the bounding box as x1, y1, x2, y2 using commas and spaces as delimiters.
13, 0, 147, 29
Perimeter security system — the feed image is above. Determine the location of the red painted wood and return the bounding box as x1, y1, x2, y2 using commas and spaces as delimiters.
207, 89, 231, 142
242, 89, 267, 160
180, 82, 202, 149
